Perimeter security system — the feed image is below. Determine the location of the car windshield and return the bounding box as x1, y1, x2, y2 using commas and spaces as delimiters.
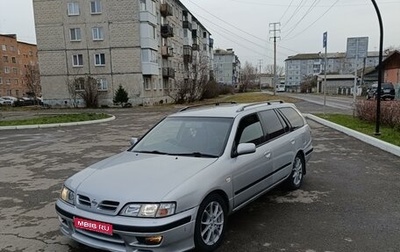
131, 117, 234, 158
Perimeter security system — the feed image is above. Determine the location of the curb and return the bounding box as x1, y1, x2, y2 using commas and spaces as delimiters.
304, 114, 400, 158
0, 115, 116, 130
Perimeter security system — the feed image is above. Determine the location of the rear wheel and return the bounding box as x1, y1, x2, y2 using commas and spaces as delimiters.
194, 194, 227, 252
285, 154, 305, 190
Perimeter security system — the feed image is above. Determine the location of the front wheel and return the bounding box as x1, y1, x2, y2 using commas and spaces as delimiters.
194, 194, 227, 252
285, 154, 305, 190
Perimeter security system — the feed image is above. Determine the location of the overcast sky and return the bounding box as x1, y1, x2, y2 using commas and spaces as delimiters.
0, 0, 399, 67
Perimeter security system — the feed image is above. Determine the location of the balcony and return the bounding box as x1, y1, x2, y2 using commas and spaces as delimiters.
192, 30, 198, 38
192, 43, 199, 51
209, 38, 214, 48
161, 46, 174, 57
183, 21, 192, 30
161, 24, 174, 38
160, 3, 173, 17
162, 67, 175, 78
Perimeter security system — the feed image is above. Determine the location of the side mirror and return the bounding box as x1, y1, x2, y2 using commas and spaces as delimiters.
130, 137, 138, 146
236, 143, 256, 156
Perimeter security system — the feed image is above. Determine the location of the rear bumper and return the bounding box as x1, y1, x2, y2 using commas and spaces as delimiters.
56, 199, 197, 252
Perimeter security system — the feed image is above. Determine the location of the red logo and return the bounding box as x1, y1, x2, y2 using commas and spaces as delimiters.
74, 217, 113, 236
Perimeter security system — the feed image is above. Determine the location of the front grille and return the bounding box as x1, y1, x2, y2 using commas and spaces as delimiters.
78, 194, 91, 206
98, 200, 119, 212
77, 194, 120, 213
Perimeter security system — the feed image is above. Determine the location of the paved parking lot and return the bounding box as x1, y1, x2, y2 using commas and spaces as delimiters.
1, 102, 399, 252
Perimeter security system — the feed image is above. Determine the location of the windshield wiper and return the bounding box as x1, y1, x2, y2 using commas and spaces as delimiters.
134, 150, 170, 155
173, 152, 218, 158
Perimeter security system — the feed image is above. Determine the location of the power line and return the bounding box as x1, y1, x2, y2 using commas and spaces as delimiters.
284, 0, 340, 41
281, 0, 307, 29
279, 0, 295, 23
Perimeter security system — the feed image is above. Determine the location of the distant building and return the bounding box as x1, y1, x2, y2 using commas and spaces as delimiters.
285, 51, 383, 92
33, 0, 214, 107
213, 48, 240, 85
0, 34, 39, 97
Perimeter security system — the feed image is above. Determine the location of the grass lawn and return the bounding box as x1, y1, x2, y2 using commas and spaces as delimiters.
0, 113, 111, 126
317, 114, 400, 147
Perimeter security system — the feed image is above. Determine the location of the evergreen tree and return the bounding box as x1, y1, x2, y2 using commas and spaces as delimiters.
113, 85, 129, 107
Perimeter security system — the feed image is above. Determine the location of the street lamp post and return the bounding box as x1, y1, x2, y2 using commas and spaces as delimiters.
371, 0, 383, 135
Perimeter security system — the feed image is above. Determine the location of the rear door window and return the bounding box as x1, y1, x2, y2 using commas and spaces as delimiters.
259, 109, 286, 141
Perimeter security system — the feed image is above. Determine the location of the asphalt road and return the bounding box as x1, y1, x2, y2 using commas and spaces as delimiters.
1, 102, 399, 252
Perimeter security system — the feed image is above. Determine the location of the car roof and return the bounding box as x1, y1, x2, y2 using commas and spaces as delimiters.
170, 101, 295, 118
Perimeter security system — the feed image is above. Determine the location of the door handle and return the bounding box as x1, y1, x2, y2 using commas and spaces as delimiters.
290, 139, 295, 145
264, 152, 271, 159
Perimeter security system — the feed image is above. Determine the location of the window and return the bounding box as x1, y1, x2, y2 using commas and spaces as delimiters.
235, 114, 264, 146
70, 28, 81, 41
141, 49, 157, 63
4, 67, 10, 73
0, 77, 2, 84
97, 78, 108, 90
140, 0, 146, 11
92, 27, 104, 40
6, 79, 11, 84
13, 68, 18, 74
75, 78, 85, 90
67, 2, 80, 15
72, 54, 83, 67
203, 31, 207, 38
94, 53, 105, 66
90, 0, 102, 14
144, 76, 151, 90
1, 45, 6, 51
10, 46, 15, 51
259, 110, 286, 140
3, 56, 8, 62
11, 57, 16, 63
278, 107, 304, 129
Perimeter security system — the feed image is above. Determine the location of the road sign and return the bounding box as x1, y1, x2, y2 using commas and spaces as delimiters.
323, 32, 327, 48
346, 37, 369, 59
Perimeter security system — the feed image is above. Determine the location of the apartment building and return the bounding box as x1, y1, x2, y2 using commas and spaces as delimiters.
213, 48, 240, 85
33, 0, 213, 106
0, 34, 39, 98
285, 52, 381, 91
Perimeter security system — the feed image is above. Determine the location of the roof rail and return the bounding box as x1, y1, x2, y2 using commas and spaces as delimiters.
236, 100, 284, 112
179, 101, 237, 112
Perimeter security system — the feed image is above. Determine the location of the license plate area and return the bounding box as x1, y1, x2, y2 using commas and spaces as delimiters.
74, 217, 113, 235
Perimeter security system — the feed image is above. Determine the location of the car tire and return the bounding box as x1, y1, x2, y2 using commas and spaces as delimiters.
285, 154, 305, 190
194, 194, 227, 252
366, 95, 370, 100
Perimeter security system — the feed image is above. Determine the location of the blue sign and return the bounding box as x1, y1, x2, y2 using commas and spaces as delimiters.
323, 32, 327, 48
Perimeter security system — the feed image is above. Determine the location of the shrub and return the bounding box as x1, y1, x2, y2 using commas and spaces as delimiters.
113, 85, 129, 107
356, 100, 400, 128
201, 80, 219, 100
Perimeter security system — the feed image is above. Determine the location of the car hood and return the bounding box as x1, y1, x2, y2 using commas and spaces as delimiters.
67, 151, 217, 203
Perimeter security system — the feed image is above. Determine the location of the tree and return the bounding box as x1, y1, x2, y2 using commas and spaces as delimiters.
240, 61, 257, 92
113, 85, 129, 107
168, 54, 211, 104
264, 64, 285, 76
300, 75, 317, 93
24, 64, 41, 103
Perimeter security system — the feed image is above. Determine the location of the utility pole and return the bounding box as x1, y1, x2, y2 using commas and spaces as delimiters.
258, 59, 263, 91
269, 22, 281, 96
323, 32, 328, 115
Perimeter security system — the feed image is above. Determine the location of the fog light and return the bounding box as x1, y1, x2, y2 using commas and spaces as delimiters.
143, 236, 163, 245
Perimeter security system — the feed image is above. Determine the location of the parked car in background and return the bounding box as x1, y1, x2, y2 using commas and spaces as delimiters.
0, 97, 13, 106
366, 83, 395, 100
0, 96, 17, 106
14, 97, 44, 107
55, 101, 313, 252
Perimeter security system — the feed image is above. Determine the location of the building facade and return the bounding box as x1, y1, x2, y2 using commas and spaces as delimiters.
213, 49, 240, 86
285, 52, 382, 91
33, 0, 213, 106
0, 34, 39, 98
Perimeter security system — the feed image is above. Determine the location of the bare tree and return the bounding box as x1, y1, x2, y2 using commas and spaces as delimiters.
65, 75, 101, 108
240, 61, 257, 92
24, 64, 41, 103
264, 64, 285, 76
169, 54, 211, 104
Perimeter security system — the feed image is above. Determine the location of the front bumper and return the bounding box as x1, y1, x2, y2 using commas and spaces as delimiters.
55, 199, 197, 252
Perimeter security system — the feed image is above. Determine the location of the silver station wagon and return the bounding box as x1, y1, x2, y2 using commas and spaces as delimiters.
56, 101, 313, 252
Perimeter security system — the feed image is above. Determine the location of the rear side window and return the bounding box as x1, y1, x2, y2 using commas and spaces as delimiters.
278, 107, 305, 129
259, 109, 286, 140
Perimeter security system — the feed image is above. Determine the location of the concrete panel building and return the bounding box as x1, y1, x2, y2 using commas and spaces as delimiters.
0, 34, 39, 98
213, 48, 240, 86
33, 0, 213, 106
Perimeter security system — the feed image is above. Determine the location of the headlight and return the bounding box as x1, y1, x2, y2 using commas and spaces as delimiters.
60, 185, 75, 205
120, 203, 176, 218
